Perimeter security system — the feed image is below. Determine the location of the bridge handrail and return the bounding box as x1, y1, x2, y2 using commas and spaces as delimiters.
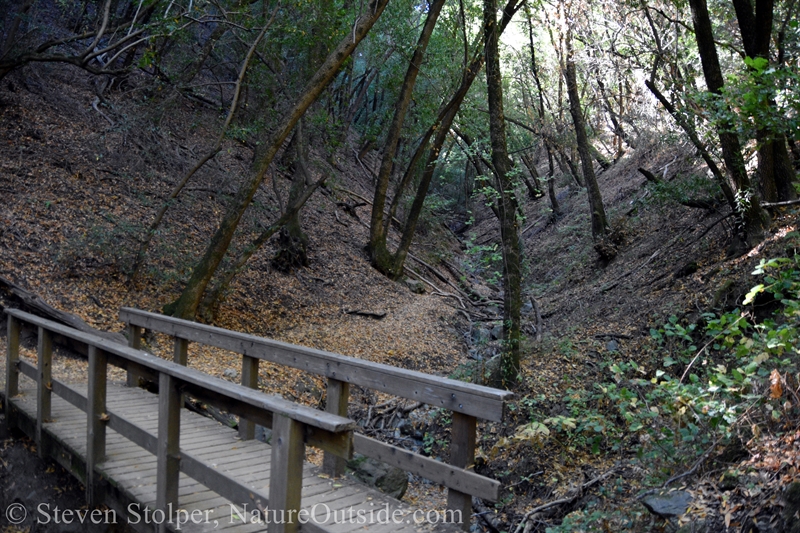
119, 307, 511, 527
120, 307, 512, 421
5, 308, 354, 533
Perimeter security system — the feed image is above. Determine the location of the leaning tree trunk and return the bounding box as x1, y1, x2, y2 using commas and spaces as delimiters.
130, 17, 275, 284
377, 0, 524, 280
545, 145, 562, 216
525, 2, 563, 217
276, 0, 340, 268
520, 151, 543, 198
644, 79, 735, 206
688, 0, 768, 248
563, 27, 608, 239
484, 0, 522, 388
166, 0, 391, 319
199, 171, 327, 320
368, 0, 446, 276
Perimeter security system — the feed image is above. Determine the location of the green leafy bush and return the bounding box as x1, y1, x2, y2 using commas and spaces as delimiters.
646, 172, 723, 207
525, 242, 800, 530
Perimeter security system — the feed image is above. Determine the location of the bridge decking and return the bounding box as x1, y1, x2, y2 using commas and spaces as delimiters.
7, 373, 454, 533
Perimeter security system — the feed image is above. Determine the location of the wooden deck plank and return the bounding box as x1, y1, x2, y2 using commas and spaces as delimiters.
75, 404, 237, 443
31, 405, 247, 455
6, 383, 456, 533
201, 502, 270, 533
97, 440, 269, 481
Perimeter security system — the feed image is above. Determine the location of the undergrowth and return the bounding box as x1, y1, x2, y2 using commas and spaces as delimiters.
497, 232, 800, 530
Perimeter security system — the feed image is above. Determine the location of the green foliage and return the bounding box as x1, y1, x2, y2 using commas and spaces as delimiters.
607, 249, 800, 471
692, 56, 800, 141
419, 192, 453, 222
727, 57, 800, 141
512, 241, 800, 517
463, 235, 503, 286
645, 172, 722, 207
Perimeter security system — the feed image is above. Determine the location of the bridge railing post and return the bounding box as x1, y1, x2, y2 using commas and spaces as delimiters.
269, 413, 305, 533
173, 337, 189, 408
86, 345, 108, 507
173, 337, 188, 366
239, 355, 259, 440
125, 324, 142, 387
5, 315, 20, 403
447, 412, 477, 531
36, 327, 52, 458
322, 378, 349, 477
156, 372, 181, 533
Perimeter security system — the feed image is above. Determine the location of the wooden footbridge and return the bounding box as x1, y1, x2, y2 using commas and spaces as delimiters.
2, 307, 511, 533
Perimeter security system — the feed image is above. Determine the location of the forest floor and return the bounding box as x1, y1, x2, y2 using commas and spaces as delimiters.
1, 63, 799, 532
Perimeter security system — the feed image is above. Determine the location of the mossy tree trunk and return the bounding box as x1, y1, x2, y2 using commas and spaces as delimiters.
368, 0, 446, 277
563, 26, 608, 240
484, 0, 522, 388
370, 0, 524, 280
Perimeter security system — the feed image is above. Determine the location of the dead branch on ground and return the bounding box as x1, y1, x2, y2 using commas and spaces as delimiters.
513, 467, 619, 533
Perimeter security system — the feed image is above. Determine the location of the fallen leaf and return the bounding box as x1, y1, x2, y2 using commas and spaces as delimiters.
770, 369, 783, 399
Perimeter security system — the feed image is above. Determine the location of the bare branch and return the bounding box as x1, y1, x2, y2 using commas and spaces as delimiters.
83, 0, 113, 59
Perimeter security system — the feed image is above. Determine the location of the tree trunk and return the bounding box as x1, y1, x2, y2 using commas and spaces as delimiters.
178, 21, 230, 85
275, 0, 336, 268
563, 27, 608, 239
732, 0, 797, 202
520, 151, 543, 198
387, 0, 522, 277
644, 78, 735, 206
545, 145, 562, 216
166, 0, 391, 319
199, 172, 327, 319
597, 78, 635, 151
129, 18, 274, 284
373, 0, 524, 281
273, 119, 311, 271
368, 0, 446, 275
589, 143, 612, 171
524, 2, 561, 215
688, 0, 769, 248
484, 0, 522, 388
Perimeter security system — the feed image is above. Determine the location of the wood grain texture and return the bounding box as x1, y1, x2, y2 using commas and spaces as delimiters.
269, 414, 305, 533
239, 355, 259, 440
6, 314, 19, 398
126, 323, 142, 387
120, 307, 511, 421
6, 309, 355, 433
323, 379, 349, 477
156, 372, 181, 527
8, 382, 462, 533
353, 434, 498, 500
37, 326, 53, 456
5, 307, 477, 533
86, 345, 108, 506
446, 413, 476, 531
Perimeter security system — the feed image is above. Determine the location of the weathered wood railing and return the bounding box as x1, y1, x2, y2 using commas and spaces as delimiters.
5, 308, 355, 533
120, 307, 513, 530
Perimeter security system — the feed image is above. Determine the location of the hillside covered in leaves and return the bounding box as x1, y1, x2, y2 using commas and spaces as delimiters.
1, 0, 800, 531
